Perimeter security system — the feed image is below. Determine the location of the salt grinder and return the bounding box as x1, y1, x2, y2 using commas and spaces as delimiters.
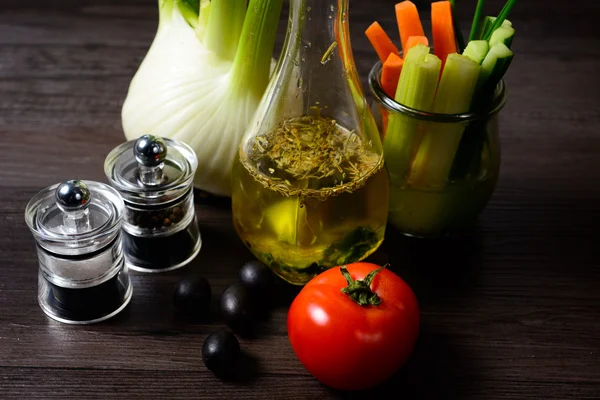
25, 180, 133, 324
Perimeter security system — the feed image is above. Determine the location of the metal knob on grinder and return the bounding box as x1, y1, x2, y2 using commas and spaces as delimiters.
134, 135, 167, 186
134, 135, 167, 167
55, 180, 91, 212
55, 180, 92, 234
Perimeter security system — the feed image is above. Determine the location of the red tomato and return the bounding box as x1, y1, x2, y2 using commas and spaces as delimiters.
287, 262, 419, 391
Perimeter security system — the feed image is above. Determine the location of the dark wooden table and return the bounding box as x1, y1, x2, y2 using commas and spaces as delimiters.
1, 0, 598, 398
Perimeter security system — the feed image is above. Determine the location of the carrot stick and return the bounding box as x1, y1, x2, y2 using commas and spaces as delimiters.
395, 1, 425, 55
365, 22, 400, 63
381, 52, 404, 98
405, 35, 429, 51
431, 1, 457, 69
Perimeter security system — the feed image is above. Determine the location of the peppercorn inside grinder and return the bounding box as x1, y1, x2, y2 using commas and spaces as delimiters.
25, 180, 133, 324
104, 135, 201, 273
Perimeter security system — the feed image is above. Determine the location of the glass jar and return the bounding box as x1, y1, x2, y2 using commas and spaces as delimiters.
231, 0, 389, 285
105, 135, 201, 273
369, 61, 506, 238
25, 180, 133, 324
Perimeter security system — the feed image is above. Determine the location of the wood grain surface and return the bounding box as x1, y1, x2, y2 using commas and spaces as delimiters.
0, 0, 599, 398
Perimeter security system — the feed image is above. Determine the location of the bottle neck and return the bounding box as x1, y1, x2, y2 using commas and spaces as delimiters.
288, 0, 347, 45
283, 0, 362, 120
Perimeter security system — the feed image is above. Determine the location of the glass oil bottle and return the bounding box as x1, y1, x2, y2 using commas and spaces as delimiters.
232, 0, 390, 285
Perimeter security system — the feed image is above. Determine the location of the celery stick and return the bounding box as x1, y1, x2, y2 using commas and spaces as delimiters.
384, 45, 441, 183
433, 54, 480, 115
408, 54, 480, 189
463, 40, 489, 64
393, 44, 434, 106
489, 26, 515, 48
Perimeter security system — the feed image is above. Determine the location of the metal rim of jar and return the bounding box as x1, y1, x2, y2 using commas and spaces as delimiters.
368, 60, 508, 123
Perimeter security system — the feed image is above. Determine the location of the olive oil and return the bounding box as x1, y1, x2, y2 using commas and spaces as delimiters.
232, 116, 389, 285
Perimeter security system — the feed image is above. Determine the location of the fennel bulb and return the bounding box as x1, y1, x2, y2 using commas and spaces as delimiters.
122, 0, 283, 197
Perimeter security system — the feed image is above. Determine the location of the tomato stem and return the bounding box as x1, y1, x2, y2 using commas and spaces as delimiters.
340, 265, 386, 306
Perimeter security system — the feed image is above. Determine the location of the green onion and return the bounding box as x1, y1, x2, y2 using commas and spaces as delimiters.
408, 53, 480, 189
468, 0, 486, 41
483, 0, 517, 41
449, 0, 466, 52
478, 16, 510, 39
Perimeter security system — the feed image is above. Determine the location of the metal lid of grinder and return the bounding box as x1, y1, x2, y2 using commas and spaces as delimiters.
104, 134, 198, 205
25, 180, 124, 256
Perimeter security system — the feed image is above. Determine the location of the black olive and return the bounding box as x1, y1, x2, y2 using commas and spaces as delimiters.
219, 284, 257, 336
239, 260, 274, 296
202, 330, 240, 379
173, 275, 211, 317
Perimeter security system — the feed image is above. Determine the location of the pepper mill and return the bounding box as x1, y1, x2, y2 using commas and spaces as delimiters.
25, 180, 133, 324
104, 135, 202, 272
